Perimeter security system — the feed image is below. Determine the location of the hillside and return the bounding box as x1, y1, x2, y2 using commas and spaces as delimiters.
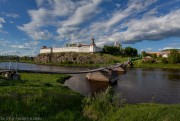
34, 53, 125, 66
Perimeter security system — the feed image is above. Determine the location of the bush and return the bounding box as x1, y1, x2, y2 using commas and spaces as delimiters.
142, 59, 155, 64
168, 50, 180, 64
44, 82, 53, 87
82, 87, 125, 121
124, 47, 138, 56
162, 58, 168, 64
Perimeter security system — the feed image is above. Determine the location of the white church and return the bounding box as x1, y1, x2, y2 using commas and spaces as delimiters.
40, 38, 103, 54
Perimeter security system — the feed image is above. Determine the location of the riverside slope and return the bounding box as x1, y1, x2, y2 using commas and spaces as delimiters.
35, 53, 122, 65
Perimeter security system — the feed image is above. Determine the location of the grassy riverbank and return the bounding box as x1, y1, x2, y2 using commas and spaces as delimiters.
0, 73, 88, 121
103, 103, 180, 121
0, 73, 180, 121
82, 87, 180, 121
133, 60, 180, 69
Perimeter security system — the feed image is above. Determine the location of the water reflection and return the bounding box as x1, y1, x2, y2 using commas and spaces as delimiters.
64, 74, 109, 95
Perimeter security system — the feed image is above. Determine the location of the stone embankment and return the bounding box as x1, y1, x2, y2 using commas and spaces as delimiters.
35, 53, 119, 64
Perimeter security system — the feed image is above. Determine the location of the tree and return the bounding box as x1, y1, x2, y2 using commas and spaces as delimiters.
124, 47, 138, 56
132, 48, 138, 56
103, 45, 121, 55
159, 54, 162, 58
141, 51, 147, 57
168, 50, 180, 64
151, 53, 157, 59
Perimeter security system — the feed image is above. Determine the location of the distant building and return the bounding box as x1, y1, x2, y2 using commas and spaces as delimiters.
161, 49, 171, 58
40, 38, 103, 54
161, 49, 180, 58
114, 41, 122, 51
147, 52, 161, 57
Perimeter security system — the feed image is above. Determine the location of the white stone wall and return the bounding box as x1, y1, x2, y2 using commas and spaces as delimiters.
78, 46, 90, 52
40, 48, 52, 54
40, 46, 102, 54
53, 47, 79, 53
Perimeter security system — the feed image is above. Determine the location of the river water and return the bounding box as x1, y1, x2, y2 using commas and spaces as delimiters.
0, 62, 180, 104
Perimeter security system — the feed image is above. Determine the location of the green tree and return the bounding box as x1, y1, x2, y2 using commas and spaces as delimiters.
159, 54, 162, 58
141, 51, 147, 57
162, 57, 168, 64
151, 53, 157, 59
132, 48, 138, 56
103, 45, 121, 55
168, 50, 180, 64
124, 47, 138, 56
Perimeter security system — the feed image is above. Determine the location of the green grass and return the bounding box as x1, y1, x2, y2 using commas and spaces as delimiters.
0, 73, 88, 121
133, 60, 180, 69
104, 103, 180, 121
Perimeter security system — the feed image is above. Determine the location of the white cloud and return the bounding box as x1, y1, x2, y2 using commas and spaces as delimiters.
18, 8, 54, 40
19, 0, 103, 40
0, 50, 20, 55
11, 41, 39, 49
5, 13, 19, 18
146, 48, 152, 51
0, 17, 5, 29
0, 39, 39, 56
18, 0, 180, 47
18, 0, 79, 40
162, 47, 180, 50
159, 42, 180, 50
0, 16, 8, 34
108, 9, 180, 44
0, 38, 10, 46
90, 0, 157, 33
61, 0, 102, 26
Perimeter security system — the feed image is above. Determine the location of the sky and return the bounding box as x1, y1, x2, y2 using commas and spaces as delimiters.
0, 0, 180, 56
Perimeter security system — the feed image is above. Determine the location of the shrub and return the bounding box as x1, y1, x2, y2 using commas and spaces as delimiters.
44, 82, 53, 87
161, 58, 168, 64
82, 87, 125, 121
168, 50, 180, 64
142, 59, 155, 64
124, 47, 138, 56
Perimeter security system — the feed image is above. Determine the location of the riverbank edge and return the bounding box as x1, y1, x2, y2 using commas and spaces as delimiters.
133, 62, 180, 69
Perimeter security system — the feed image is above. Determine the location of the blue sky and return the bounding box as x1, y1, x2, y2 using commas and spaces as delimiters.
0, 0, 180, 56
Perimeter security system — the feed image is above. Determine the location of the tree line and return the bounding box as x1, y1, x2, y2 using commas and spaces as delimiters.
102, 45, 138, 57
0, 55, 34, 62
141, 50, 180, 64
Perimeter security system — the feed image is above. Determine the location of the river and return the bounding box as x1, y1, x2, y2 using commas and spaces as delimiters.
0, 62, 180, 104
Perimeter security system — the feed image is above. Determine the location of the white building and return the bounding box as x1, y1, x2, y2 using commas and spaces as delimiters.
161, 49, 180, 58
40, 38, 103, 54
